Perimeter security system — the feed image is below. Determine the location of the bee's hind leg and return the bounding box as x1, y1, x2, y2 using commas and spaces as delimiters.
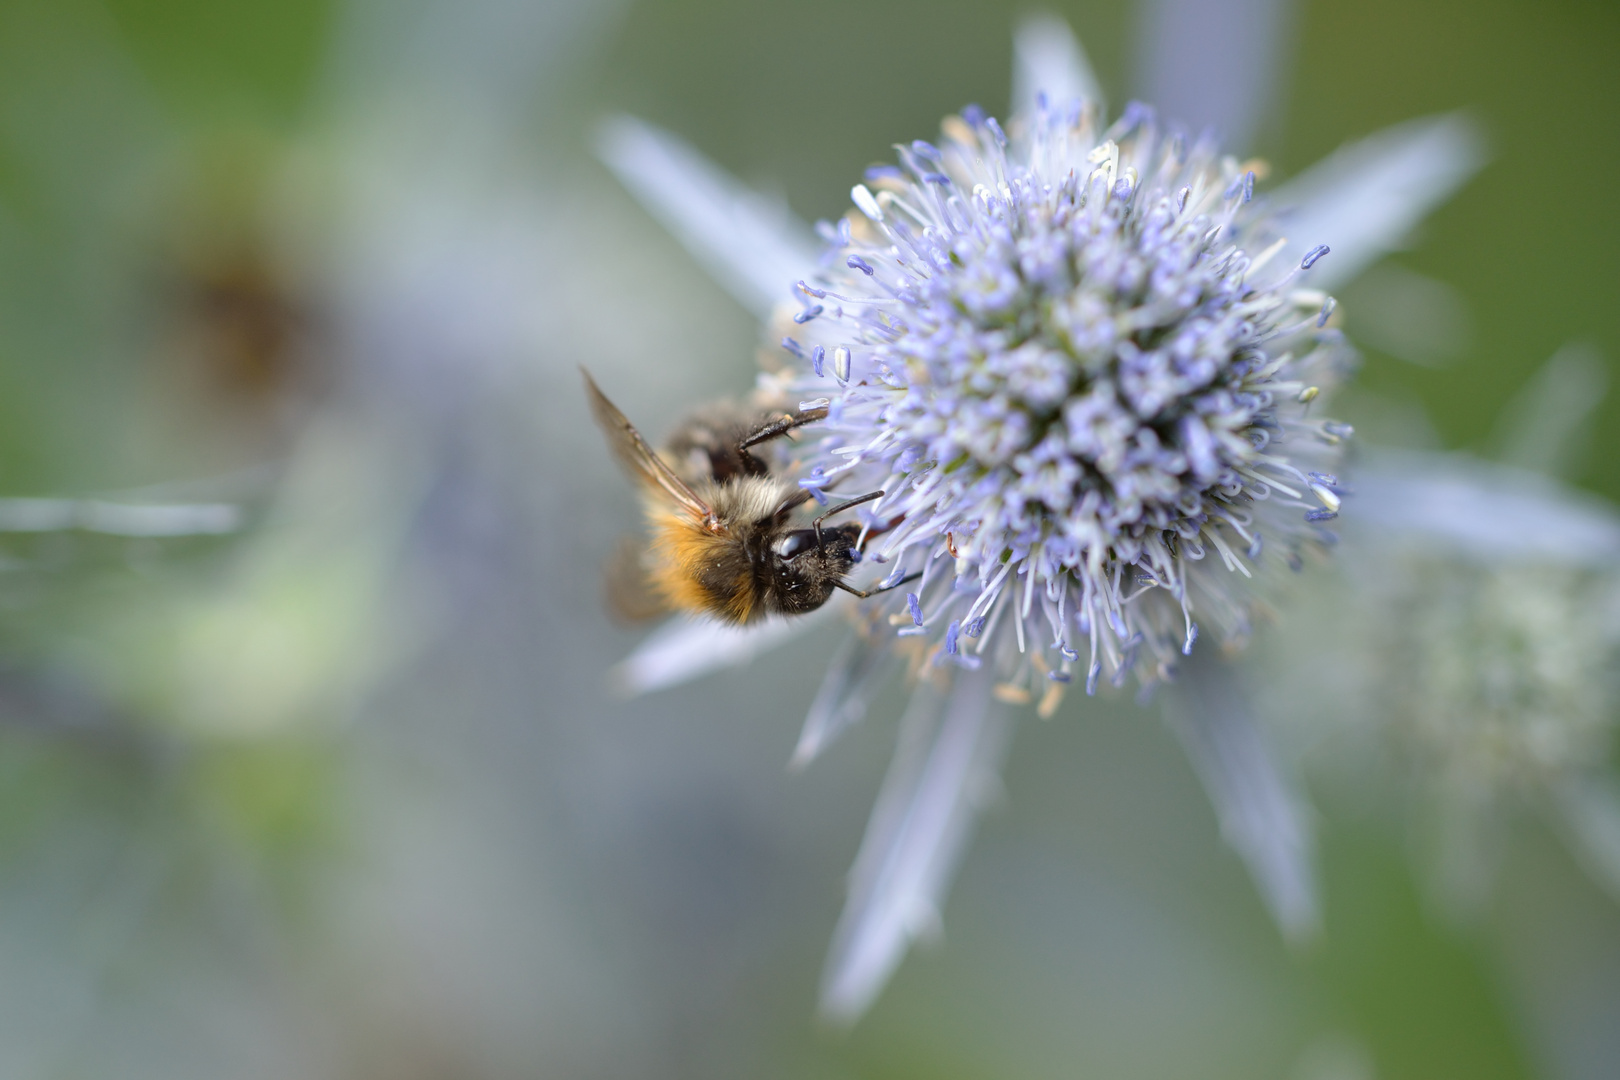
736, 405, 832, 474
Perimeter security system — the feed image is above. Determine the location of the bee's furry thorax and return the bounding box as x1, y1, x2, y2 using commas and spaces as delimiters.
645, 477, 795, 623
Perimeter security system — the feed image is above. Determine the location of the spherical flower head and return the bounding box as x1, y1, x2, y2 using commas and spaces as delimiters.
768, 98, 1354, 704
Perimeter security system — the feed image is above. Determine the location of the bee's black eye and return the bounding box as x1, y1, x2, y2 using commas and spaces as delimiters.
774, 529, 819, 561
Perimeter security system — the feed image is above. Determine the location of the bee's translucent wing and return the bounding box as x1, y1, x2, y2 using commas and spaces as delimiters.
581, 368, 720, 530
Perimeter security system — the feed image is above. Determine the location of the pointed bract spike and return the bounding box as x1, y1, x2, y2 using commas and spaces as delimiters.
819, 671, 1013, 1023
1493, 342, 1610, 481
1353, 449, 1620, 568
1167, 648, 1320, 940
1135, 0, 1292, 151
1268, 112, 1486, 292
791, 631, 897, 768
594, 114, 821, 318
613, 610, 828, 696
1011, 12, 1104, 118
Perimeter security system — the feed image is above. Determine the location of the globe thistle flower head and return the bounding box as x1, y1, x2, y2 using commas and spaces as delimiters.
772, 97, 1355, 703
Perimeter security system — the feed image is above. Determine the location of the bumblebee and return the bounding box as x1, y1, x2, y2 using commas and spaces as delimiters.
582, 368, 902, 624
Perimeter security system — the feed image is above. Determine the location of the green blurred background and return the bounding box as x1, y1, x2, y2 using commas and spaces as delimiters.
0, 0, 1614, 1077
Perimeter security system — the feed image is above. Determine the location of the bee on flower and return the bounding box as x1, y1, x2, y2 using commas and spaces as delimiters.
595, 13, 1483, 1021
762, 96, 1355, 712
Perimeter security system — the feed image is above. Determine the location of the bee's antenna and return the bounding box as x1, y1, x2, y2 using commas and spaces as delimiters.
813, 490, 884, 551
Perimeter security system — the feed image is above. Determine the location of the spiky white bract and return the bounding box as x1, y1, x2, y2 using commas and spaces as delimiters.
1266, 112, 1485, 294
770, 98, 1353, 705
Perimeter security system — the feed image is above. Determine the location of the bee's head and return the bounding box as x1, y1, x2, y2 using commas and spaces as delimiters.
773, 523, 858, 566
766, 523, 861, 614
